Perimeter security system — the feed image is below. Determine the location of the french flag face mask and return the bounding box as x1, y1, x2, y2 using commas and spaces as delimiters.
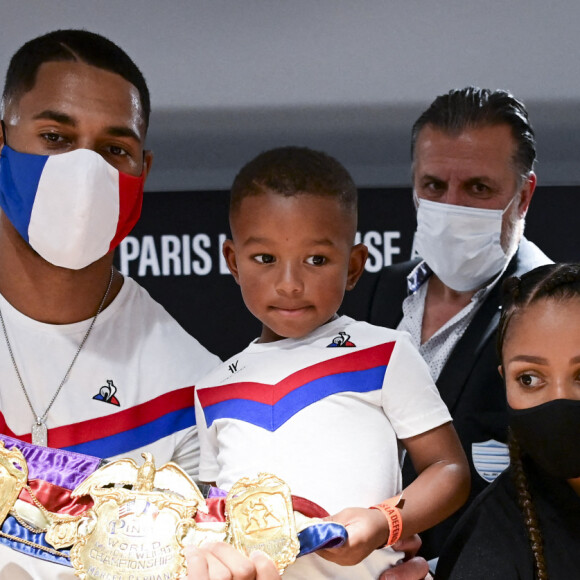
0, 144, 145, 270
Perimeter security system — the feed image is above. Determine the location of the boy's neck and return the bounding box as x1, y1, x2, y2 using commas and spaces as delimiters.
258, 314, 340, 343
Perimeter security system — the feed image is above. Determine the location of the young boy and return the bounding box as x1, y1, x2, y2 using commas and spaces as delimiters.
194, 147, 470, 578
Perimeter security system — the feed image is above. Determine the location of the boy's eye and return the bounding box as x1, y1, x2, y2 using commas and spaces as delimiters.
306, 255, 326, 266
254, 254, 275, 264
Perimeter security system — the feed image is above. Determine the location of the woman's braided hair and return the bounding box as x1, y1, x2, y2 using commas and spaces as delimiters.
498, 263, 580, 580
508, 433, 548, 580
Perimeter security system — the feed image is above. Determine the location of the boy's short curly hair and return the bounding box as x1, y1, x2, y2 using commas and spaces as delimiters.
230, 146, 358, 216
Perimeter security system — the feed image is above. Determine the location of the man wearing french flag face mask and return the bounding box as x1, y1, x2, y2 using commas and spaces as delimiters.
0, 30, 223, 579
356, 87, 553, 570
0, 133, 147, 271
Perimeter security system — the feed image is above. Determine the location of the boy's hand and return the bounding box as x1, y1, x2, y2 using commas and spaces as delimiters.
317, 507, 390, 566
185, 543, 279, 580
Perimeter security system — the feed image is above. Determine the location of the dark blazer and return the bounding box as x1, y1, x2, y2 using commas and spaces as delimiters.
362, 237, 551, 559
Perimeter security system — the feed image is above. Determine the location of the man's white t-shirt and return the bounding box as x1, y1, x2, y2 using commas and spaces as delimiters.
0, 276, 219, 579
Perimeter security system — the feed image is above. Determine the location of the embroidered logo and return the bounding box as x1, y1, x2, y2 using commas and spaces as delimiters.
93, 379, 121, 406
472, 439, 509, 482
228, 360, 240, 374
327, 331, 356, 348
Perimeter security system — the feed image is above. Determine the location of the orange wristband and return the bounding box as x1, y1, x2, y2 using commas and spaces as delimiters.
370, 500, 403, 546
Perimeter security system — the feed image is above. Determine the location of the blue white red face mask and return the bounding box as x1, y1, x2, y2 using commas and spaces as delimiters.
0, 144, 145, 270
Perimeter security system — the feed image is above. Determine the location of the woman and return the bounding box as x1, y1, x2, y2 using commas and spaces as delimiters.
436, 263, 580, 579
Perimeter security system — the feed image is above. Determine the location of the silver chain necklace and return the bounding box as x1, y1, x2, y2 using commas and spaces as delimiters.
0, 267, 114, 447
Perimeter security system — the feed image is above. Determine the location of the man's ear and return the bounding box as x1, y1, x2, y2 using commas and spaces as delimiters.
517, 172, 536, 218
222, 238, 240, 285
142, 150, 154, 181
0, 120, 5, 153
346, 243, 368, 291
498, 365, 504, 378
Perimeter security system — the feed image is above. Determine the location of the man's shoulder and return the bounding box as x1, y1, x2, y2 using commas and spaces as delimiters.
475, 239, 551, 311
511, 238, 552, 276
373, 258, 422, 297
118, 276, 193, 331
364, 259, 421, 326
379, 258, 422, 279
117, 276, 220, 368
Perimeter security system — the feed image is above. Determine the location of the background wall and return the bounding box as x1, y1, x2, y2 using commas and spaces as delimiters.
1, 1, 580, 191
1, 2, 579, 358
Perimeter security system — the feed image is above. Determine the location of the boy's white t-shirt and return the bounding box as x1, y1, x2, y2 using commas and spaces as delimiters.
195, 315, 451, 578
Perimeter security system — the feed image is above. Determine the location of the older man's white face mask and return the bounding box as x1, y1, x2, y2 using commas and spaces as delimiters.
413, 194, 520, 292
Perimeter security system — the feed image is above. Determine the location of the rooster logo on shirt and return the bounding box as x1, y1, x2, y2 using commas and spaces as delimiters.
327, 331, 355, 347
93, 379, 121, 406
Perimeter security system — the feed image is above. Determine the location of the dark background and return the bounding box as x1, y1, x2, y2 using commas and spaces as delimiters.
114, 186, 578, 361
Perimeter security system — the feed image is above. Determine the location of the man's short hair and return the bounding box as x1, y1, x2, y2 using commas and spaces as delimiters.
411, 87, 536, 176
2, 29, 150, 130
230, 146, 358, 215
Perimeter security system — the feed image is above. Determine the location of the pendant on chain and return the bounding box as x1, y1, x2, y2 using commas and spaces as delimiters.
0, 268, 114, 450
32, 421, 47, 447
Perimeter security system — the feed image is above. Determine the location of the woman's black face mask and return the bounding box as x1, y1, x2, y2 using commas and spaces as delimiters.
509, 398, 580, 479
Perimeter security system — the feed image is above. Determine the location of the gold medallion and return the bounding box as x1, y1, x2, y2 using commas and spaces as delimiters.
45, 516, 83, 550
226, 473, 299, 574
69, 453, 205, 579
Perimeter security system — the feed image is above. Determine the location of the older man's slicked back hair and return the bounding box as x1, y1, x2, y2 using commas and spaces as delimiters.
2, 29, 150, 130
411, 87, 536, 176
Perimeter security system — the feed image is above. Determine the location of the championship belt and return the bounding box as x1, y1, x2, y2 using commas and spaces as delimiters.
0, 437, 347, 577
0, 434, 104, 566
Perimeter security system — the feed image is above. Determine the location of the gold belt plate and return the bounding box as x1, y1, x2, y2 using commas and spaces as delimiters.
69, 453, 204, 579
226, 473, 300, 574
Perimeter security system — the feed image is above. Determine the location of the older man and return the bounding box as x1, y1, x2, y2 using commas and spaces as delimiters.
365, 87, 551, 560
